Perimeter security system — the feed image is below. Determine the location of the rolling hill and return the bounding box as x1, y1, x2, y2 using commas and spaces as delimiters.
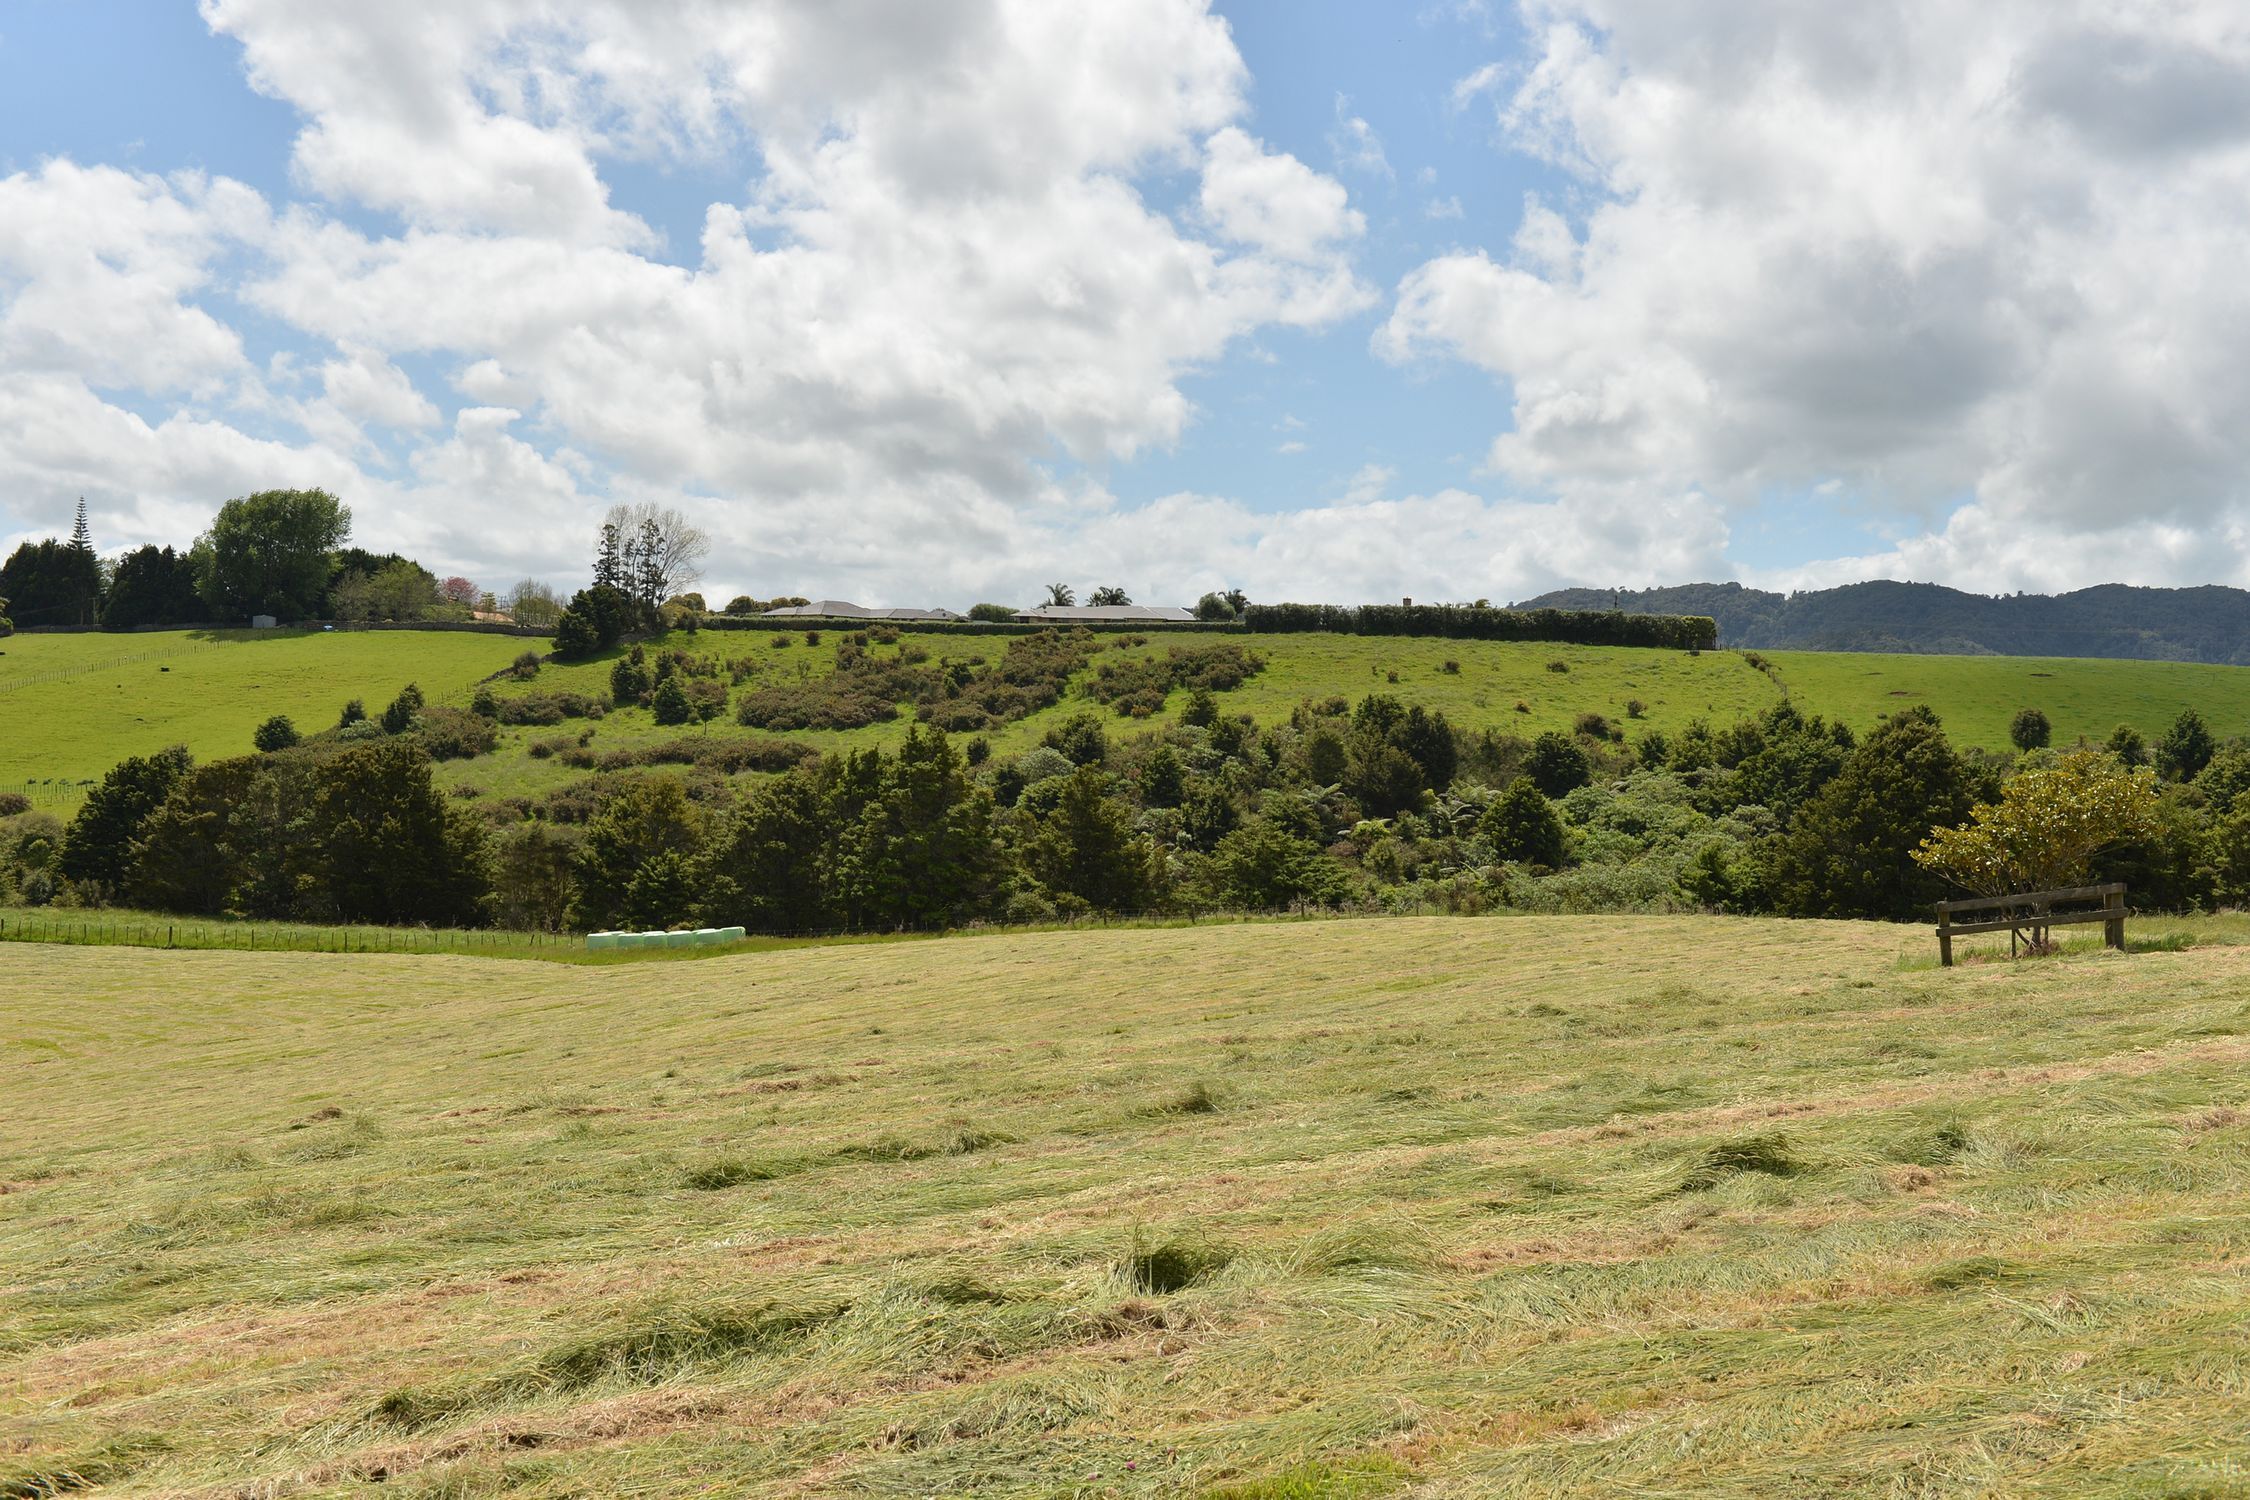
9, 624, 2250, 813
1517, 580, 2250, 663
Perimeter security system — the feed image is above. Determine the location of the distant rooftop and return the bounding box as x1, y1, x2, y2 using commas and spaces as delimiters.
1014, 605, 1197, 623
761, 600, 963, 621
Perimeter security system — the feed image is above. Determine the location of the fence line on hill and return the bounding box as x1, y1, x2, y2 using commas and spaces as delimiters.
0, 639, 221, 694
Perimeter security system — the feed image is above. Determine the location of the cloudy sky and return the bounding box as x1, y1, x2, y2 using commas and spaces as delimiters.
5, 0, 2250, 608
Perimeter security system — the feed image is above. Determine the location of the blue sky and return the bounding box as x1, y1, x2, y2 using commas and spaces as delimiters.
2, 2, 2244, 603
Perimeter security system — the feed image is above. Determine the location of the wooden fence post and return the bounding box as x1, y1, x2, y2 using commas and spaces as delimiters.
2104, 886, 2125, 951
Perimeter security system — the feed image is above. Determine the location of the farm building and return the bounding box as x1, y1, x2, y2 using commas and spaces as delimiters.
760, 600, 964, 622
1012, 604, 1197, 624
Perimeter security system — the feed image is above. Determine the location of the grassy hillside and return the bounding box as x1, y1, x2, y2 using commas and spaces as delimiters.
10, 625, 2250, 812
7, 918, 2250, 1496
1767, 648, 2250, 749
0, 629, 527, 810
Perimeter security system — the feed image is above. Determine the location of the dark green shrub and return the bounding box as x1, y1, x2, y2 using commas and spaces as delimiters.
1524, 732, 1591, 797
416, 706, 498, 761
1766, 706, 1975, 919
380, 683, 425, 735
2009, 707, 2051, 751
967, 602, 1016, 622
1480, 777, 1564, 867
1043, 711, 1110, 765
611, 646, 653, 706
338, 698, 366, 727
510, 649, 542, 679
651, 675, 694, 725
253, 715, 299, 753
2157, 708, 2216, 780
61, 745, 193, 892
470, 685, 499, 718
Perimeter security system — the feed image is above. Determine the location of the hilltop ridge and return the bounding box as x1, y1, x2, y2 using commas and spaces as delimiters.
1514, 580, 2250, 663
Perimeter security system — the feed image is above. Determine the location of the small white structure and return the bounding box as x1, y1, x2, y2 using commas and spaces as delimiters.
587, 926, 748, 951
250, 614, 278, 629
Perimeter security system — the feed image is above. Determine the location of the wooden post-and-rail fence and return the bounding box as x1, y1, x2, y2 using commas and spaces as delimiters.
1935, 882, 2126, 967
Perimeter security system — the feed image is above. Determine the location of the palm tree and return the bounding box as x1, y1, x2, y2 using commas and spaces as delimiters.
1044, 583, 1075, 607
1088, 586, 1131, 606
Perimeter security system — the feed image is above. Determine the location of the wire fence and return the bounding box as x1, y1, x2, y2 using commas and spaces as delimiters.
0, 639, 221, 694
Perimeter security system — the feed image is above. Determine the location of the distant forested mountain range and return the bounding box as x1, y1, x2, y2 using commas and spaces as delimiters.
1512, 581, 2250, 664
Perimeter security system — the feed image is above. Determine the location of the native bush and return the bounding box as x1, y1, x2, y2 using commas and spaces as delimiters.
253, 715, 300, 753
379, 683, 425, 735
1524, 732, 1592, 797
415, 706, 499, 761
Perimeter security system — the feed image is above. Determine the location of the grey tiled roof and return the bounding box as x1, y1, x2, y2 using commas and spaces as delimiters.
1013, 605, 1197, 623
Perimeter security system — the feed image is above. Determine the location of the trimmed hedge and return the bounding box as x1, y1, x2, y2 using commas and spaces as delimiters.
1244, 603, 1717, 650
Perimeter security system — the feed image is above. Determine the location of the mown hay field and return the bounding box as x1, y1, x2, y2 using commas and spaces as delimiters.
6, 916, 2250, 1496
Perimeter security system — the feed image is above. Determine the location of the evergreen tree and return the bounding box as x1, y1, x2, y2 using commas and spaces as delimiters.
593, 522, 625, 590
1480, 777, 1566, 867
100, 545, 203, 629
1022, 765, 1152, 912
827, 726, 1005, 930
300, 741, 489, 925
1206, 818, 1342, 909
60, 745, 194, 893
635, 516, 667, 609
0, 538, 102, 627
1394, 705, 1458, 791
574, 776, 710, 928
69, 497, 92, 554
1524, 731, 1592, 797
2156, 708, 2216, 781
1766, 707, 1975, 919
128, 759, 260, 915
650, 674, 693, 725
696, 772, 835, 934
380, 683, 426, 735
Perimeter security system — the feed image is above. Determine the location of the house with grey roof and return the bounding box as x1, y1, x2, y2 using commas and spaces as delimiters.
1012, 604, 1197, 624
761, 600, 963, 622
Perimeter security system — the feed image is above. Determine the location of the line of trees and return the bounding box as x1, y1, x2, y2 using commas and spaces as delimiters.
0, 489, 529, 630
9, 657, 2233, 936
1245, 602, 1719, 650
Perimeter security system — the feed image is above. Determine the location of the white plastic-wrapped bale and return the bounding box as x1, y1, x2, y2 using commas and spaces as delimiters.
585, 931, 621, 951
663, 930, 696, 948
718, 926, 747, 943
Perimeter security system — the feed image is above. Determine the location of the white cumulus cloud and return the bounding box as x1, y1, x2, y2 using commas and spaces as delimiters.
1384, 0, 2250, 592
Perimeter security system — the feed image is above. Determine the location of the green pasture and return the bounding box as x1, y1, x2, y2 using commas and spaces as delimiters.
12, 625, 2250, 813
1768, 648, 2250, 754
0, 629, 527, 810
7, 915, 2250, 1494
